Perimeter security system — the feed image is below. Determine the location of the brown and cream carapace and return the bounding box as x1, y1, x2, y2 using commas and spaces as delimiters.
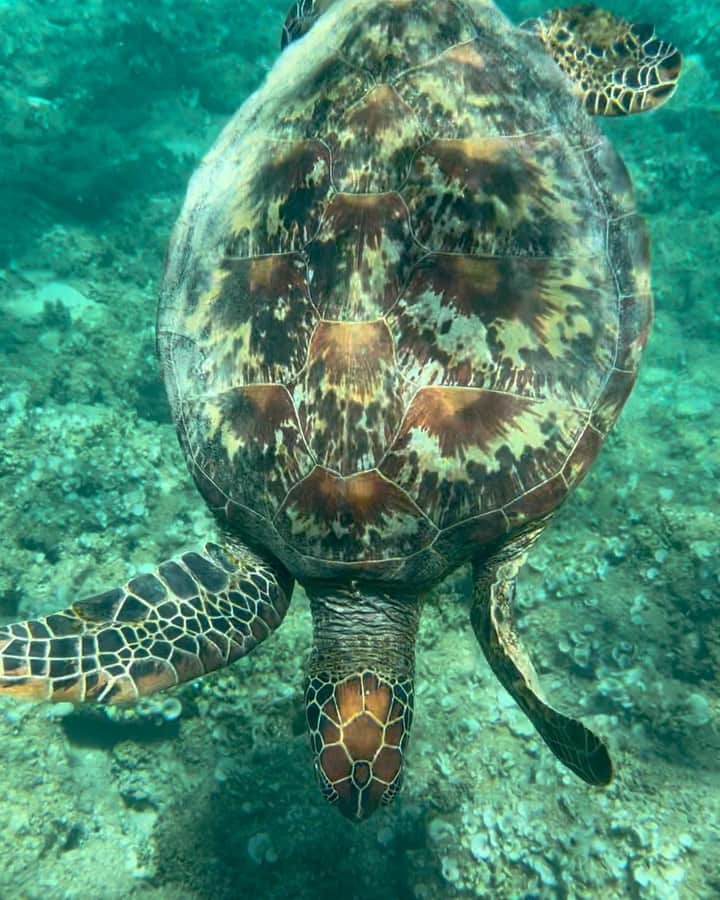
1, 0, 681, 820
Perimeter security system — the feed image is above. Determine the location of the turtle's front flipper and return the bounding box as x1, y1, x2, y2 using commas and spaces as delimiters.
523, 5, 682, 116
0, 541, 291, 704
471, 540, 612, 786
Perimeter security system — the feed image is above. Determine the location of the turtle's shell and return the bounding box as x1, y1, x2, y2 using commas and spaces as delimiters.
158, 0, 651, 585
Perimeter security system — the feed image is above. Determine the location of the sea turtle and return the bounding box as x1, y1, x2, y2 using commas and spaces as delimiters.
1, 0, 681, 821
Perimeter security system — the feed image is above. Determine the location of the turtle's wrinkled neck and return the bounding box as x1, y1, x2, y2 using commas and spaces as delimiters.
307, 583, 420, 678
304, 583, 421, 821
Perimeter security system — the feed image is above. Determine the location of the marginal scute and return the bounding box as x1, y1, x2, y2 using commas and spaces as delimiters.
562, 425, 603, 487
432, 511, 509, 567
189, 465, 228, 512
583, 137, 635, 217
607, 214, 651, 296
615, 293, 653, 372
504, 473, 568, 529
591, 370, 636, 435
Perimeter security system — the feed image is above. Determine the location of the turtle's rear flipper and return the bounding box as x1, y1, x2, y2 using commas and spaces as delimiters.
472, 553, 612, 786
523, 5, 682, 116
0, 541, 291, 705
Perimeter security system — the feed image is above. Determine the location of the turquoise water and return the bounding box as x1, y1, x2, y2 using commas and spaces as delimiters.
1, 1, 718, 897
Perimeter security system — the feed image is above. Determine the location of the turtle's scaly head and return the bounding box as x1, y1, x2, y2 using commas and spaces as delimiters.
306, 670, 413, 821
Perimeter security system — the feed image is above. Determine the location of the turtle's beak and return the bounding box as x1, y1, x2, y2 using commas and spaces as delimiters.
305, 670, 413, 821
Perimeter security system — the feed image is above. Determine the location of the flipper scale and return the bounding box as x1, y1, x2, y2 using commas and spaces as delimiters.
523, 5, 682, 116
0, 541, 292, 705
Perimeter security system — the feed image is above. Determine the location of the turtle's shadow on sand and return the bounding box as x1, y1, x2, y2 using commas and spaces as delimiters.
61, 707, 181, 748
153, 739, 428, 900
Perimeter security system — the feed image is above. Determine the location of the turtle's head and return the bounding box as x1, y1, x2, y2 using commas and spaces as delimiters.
281, 0, 338, 49
305, 585, 419, 821
306, 669, 413, 821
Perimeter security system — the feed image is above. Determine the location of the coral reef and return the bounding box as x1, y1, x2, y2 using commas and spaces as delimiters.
1, 0, 718, 897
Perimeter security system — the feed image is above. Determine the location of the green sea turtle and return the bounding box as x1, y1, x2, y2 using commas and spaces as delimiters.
1, 0, 681, 821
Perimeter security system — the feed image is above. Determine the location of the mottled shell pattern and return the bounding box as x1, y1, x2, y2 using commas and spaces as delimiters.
158, 0, 651, 585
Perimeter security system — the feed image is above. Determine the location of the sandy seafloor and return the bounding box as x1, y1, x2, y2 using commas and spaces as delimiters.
0, 1, 718, 897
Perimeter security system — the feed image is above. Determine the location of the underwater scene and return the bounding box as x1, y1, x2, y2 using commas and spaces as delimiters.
1, 0, 718, 897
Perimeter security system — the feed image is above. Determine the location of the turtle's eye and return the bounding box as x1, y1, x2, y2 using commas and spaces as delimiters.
281, 0, 321, 50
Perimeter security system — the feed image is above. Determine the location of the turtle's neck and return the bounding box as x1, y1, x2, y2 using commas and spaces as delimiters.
305, 582, 421, 680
